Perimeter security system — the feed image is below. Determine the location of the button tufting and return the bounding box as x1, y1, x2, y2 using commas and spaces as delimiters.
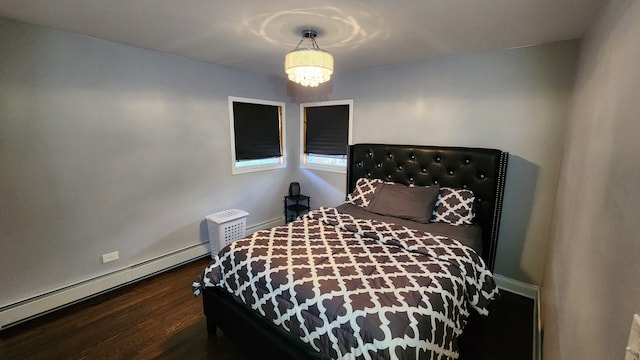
462, 184, 468, 189
387, 174, 392, 179
410, 154, 416, 160
357, 161, 363, 167
435, 156, 441, 162
433, 179, 439, 184
398, 164, 403, 170
367, 172, 372, 177
465, 159, 470, 164
377, 163, 382, 168
422, 168, 427, 173
448, 170, 454, 175
388, 152, 394, 158
480, 174, 486, 179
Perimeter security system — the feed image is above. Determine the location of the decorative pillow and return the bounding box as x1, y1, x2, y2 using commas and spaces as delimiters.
346, 178, 383, 208
432, 187, 476, 225
366, 183, 440, 223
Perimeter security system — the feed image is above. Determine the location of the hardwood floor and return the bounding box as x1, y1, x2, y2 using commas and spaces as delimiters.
0, 257, 534, 359
0, 257, 238, 360
458, 290, 534, 360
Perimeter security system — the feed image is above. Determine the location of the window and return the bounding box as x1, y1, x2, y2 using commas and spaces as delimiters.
229, 96, 286, 174
300, 100, 353, 173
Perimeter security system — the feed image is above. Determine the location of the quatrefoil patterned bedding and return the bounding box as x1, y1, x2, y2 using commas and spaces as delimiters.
193, 207, 498, 359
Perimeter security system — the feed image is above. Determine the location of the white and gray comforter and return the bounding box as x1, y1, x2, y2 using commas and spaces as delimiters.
193, 207, 498, 359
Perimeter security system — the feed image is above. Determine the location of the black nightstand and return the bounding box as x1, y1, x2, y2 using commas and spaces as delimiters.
284, 195, 310, 223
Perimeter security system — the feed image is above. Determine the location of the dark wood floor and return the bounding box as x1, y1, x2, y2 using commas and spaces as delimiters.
458, 288, 534, 360
0, 257, 533, 359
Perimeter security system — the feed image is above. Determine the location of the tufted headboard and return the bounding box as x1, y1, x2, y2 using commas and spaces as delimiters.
347, 144, 508, 271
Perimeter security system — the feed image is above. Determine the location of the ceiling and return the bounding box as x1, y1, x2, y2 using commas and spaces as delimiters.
0, 0, 600, 80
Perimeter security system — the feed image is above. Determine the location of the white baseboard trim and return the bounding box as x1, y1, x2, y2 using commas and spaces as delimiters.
0, 269, 133, 330
0, 216, 283, 330
493, 274, 541, 360
130, 243, 209, 281
0, 243, 209, 330
493, 274, 538, 299
248, 216, 285, 234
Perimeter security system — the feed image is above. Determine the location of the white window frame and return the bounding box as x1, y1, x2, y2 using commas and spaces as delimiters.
229, 96, 287, 175
300, 99, 353, 174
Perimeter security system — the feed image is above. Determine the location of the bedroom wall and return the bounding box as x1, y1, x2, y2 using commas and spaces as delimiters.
541, 0, 640, 358
293, 41, 579, 285
0, 18, 291, 310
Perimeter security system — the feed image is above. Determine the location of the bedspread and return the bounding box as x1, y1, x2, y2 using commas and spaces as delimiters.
193, 207, 498, 359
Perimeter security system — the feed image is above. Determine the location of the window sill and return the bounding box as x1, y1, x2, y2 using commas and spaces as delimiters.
300, 163, 346, 174
232, 163, 286, 175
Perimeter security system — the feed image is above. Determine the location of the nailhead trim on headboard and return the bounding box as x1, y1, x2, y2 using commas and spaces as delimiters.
347, 144, 509, 271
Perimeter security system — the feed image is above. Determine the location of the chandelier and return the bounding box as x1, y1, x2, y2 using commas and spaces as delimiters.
284, 29, 334, 87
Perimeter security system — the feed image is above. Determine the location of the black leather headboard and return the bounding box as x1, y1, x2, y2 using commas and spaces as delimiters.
347, 144, 508, 271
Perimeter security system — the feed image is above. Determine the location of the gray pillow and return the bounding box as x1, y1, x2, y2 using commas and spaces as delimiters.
366, 183, 440, 223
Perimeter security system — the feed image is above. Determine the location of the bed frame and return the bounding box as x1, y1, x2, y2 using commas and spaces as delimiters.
202, 143, 509, 359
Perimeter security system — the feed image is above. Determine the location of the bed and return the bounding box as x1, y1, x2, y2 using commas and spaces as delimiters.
193, 143, 509, 359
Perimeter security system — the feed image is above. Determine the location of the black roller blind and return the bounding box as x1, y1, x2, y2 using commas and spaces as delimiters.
233, 102, 282, 160
305, 105, 349, 155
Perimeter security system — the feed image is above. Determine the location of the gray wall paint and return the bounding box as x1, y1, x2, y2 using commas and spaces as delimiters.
542, 0, 640, 358
296, 41, 579, 284
1, 15, 582, 313
0, 18, 293, 306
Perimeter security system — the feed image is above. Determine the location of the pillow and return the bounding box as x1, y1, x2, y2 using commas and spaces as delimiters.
346, 178, 383, 208
366, 183, 440, 223
432, 187, 476, 225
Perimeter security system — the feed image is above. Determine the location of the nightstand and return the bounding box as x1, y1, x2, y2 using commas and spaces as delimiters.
284, 195, 310, 223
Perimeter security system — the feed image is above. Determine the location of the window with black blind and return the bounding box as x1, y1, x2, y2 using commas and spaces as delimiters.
229, 97, 286, 174
301, 100, 353, 172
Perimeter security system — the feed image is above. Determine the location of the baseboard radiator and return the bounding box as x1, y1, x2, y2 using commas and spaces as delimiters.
493, 274, 541, 360
0, 217, 283, 330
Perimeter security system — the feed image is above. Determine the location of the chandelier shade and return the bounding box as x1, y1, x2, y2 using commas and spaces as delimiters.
285, 30, 334, 87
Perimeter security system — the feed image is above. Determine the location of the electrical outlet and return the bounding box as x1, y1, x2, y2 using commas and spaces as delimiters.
626, 314, 640, 360
101, 251, 119, 264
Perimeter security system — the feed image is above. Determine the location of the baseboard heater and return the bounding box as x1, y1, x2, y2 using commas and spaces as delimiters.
0, 243, 210, 330
0, 216, 284, 330
493, 274, 541, 360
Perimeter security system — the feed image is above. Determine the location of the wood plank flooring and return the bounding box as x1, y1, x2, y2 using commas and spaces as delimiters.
0, 257, 534, 359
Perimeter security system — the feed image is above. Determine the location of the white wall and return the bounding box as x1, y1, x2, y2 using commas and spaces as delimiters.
0, 15, 583, 325
0, 18, 292, 309
294, 41, 579, 284
542, 0, 640, 358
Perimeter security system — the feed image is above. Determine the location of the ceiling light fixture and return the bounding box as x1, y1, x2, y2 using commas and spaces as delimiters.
285, 29, 334, 87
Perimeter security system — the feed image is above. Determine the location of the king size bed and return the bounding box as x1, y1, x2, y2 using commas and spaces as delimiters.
193, 143, 508, 359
